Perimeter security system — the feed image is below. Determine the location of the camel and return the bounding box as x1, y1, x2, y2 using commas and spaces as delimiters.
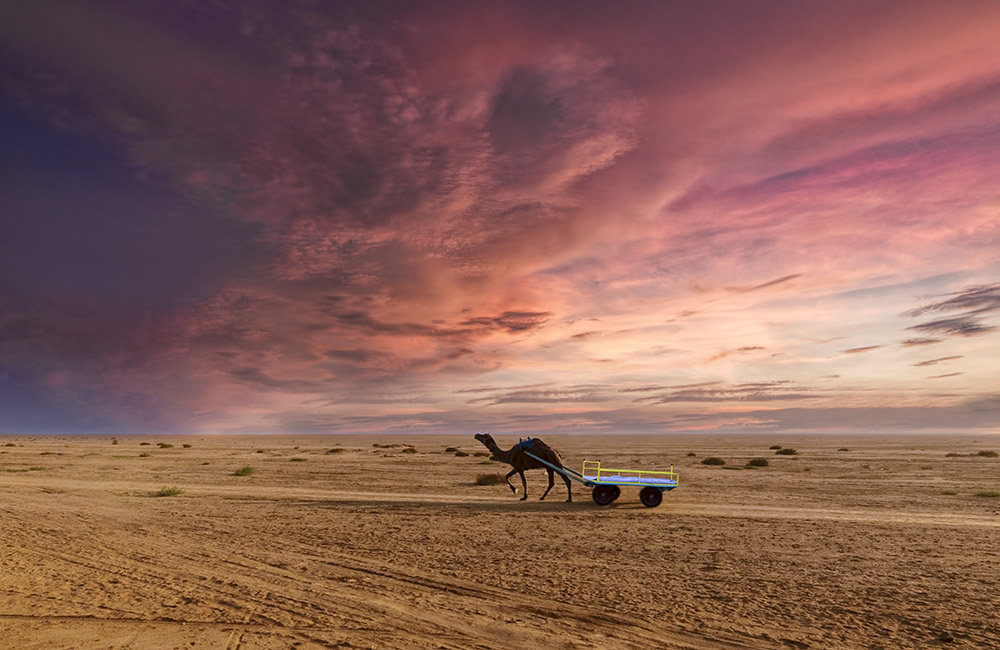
473, 433, 572, 502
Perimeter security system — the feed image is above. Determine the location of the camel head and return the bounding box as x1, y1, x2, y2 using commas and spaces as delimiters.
473, 432, 493, 446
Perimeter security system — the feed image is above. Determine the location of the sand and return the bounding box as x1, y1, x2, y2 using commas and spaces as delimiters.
1, 433, 998, 649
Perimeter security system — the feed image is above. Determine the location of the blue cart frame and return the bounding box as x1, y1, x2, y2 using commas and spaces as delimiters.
524, 450, 678, 507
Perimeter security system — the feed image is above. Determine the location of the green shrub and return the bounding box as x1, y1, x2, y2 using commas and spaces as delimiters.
474, 473, 506, 485
941, 490, 957, 495
975, 491, 1000, 498
401, 448, 417, 454
233, 465, 256, 476
776, 448, 798, 455
701, 457, 726, 466
155, 486, 183, 497
747, 458, 769, 467
977, 450, 998, 458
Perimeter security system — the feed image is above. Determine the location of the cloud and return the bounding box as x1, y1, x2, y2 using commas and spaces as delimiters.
900, 338, 943, 347
927, 373, 963, 379
906, 283, 1000, 337
725, 273, 802, 293
913, 355, 963, 367
842, 345, 883, 355
635, 381, 820, 404
705, 346, 765, 363
907, 316, 996, 337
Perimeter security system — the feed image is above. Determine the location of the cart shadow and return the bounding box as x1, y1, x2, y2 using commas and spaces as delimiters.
291, 498, 648, 512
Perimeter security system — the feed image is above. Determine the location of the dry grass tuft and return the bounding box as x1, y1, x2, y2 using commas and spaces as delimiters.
977, 450, 998, 458
401, 447, 417, 454
155, 486, 183, 497
747, 458, 769, 467
233, 465, 256, 476
975, 490, 1000, 498
701, 457, 726, 466
454, 451, 469, 457
776, 448, 798, 455
474, 473, 506, 486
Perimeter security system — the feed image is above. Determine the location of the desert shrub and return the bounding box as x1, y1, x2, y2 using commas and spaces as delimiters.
473, 451, 489, 457
723, 466, 744, 470
28, 466, 44, 471
975, 491, 1000, 498
4, 443, 16, 447
445, 447, 458, 452
256, 449, 266, 453
200, 462, 210, 465
977, 450, 999, 458
474, 473, 506, 485
478, 459, 496, 465
945, 452, 967, 457
401, 448, 417, 454
776, 448, 798, 455
941, 490, 957, 495
687, 452, 696, 457
233, 465, 256, 476
290, 457, 307, 462
155, 486, 183, 497
747, 458, 769, 467
139, 452, 150, 457
837, 448, 850, 452
139, 442, 150, 446
701, 457, 726, 466
182, 444, 192, 448
157, 443, 173, 449
454, 451, 469, 457
769, 445, 782, 450
111, 439, 119, 445
40, 452, 55, 456
326, 448, 346, 454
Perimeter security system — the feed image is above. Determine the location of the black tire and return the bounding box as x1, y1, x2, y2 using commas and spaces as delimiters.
611, 486, 621, 501
639, 486, 663, 508
592, 485, 615, 506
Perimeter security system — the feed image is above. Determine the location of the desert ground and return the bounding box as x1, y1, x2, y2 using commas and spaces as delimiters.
0, 433, 998, 650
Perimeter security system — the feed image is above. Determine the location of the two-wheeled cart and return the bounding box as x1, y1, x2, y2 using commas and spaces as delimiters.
524, 451, 678, 507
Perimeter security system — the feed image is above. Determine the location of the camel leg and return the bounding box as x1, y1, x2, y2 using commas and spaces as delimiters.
504, 469, 519, 494
519, 471, 528, 501
539, 468, 555, 501
561, 471, 572, 502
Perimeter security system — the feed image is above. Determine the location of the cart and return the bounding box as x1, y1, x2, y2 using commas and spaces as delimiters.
524, 451, 678, 507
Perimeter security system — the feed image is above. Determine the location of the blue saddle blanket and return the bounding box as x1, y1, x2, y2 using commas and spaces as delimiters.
517, 437, 532, 451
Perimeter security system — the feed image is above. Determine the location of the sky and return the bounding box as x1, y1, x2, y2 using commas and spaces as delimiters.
1, 0, 999, 436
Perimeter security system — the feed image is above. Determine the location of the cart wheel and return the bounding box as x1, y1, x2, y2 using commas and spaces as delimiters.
639, 486, 663, 508
592, 485, 615, 506
611, 486, 621, 501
